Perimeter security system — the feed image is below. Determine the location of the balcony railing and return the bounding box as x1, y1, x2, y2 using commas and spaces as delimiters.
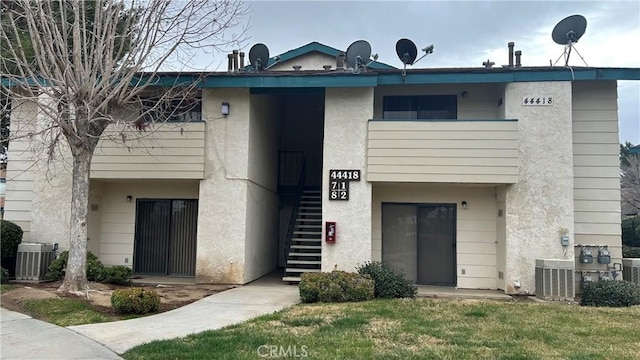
367, 119, 519, 184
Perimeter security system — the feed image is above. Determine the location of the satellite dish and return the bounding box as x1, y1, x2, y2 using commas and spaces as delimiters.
345, 40, 372, 72
552, 15, 587, 45
396, 38, 418, 65
249, 43, 270, 71
550, 15, 588, 67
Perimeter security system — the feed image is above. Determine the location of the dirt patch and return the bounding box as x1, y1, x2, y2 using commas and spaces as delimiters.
1, 281, 235, 321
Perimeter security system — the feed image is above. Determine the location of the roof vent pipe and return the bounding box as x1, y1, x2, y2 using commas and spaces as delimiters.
323, 65, 332, 70
239, 52, 245, 70
232, 50, 239, 72
508, 42, 514, 67
515, 50, 522, 67
227, 54, 233, 73
293, 65, 302, 71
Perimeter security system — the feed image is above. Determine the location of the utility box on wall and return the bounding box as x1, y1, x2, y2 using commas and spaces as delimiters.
535, 259, 575, 301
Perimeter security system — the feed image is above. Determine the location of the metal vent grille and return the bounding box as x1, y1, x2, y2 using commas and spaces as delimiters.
15, 243, 55, 281
623, 259, 640, 285
535, 259, 575, 300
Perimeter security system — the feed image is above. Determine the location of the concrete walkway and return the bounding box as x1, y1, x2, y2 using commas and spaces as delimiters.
69, 275, 300, 354
1, 308, 121, 360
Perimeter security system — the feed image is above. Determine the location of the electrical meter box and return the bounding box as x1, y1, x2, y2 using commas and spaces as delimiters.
560, 235, 570, 246
597, 248, 611, 264
582, 274, 594, 288
580, 248, 593, 264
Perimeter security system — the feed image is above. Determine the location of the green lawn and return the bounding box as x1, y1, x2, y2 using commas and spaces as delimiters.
124, 298, 640, 360
0, 284, 17, 293
21, 298, 111, 327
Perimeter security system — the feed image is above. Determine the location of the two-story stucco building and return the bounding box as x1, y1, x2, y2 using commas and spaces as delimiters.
3, 41, 639, 295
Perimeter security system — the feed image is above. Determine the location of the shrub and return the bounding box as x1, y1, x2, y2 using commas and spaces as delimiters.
623, 246, 640, 258
101, 266, 132, 285
580, 280, 640, 307
1, 267, 8, 284
622, 216, 640, 247
111, 288, 160, 314
46, 251, 105, 282
1, 220, 23, 276
357, 261, 417, 299
299, 271, 374, 303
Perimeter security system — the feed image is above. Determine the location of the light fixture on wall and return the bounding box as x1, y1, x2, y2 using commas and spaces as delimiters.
461, 201, 468, 209
461, 91, 469, 99
126, 195, 132, 202
221, 102, 230, 116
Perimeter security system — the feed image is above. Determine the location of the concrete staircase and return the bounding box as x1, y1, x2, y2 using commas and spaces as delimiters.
282, 189, 322, 283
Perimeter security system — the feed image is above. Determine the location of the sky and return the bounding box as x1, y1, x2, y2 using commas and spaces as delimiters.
196, 0, 640, 145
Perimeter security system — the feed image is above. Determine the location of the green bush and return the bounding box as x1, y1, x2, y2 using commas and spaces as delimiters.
111, 288, 160, 314
622, 216, 640, 247
357, 261, 417, 299
623, 246, 640, 258
46, 251, 105, 282
581, 280, 640, 307
299, 271, 374, 303
1, 267, 8, 284
101, 266, 132, 285
1, 220, 23, 276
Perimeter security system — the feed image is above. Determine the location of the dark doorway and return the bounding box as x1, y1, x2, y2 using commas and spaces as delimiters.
382, 203, 456, 286
134, 199, 198, 276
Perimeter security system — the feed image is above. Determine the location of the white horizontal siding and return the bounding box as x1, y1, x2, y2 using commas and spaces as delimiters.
571, 81, 621, 249
91, 122, 206, 180
367, 120, 519, 184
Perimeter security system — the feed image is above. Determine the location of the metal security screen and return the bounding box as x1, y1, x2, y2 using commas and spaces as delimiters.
134, 199, 198, 276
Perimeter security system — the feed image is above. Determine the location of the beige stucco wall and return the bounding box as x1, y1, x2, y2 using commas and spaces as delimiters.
244, 94, 280, 282
269, 52, 336, 71
502, 81, 575, 294
96, 180, 199, 267
372, 184, 499, 289
374, 83, 503, 120
196, 88, 250, 284
571, 80, 621, 289
322, 87, 373, 272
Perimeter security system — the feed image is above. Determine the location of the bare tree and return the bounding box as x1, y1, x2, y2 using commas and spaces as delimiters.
622, 154, 640, 216
0, 0, 246, 293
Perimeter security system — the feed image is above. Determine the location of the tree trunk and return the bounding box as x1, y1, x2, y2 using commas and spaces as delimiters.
58, 150, 92, 293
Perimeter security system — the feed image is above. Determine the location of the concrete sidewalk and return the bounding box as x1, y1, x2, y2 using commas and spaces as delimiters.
1, 308, 121, 360
69, 276, 300, 354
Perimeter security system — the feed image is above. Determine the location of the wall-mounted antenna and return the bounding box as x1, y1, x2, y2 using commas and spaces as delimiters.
248, 43, 270, 71
395, 38, 434, 82
551, 15, 588, 67
346, 40, 375, 74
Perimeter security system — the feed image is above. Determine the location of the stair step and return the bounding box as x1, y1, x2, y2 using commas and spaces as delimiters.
299, 207, 321, 211
282, 276, 302, 282
296, 218, 321, 222
290, 245, 321, 250
300, 200, 321, 204
288, 252, 321, 257
303, 190, 321, 194
298, 213, 322, 217
286, 268, 321, 273
293, 231, 321, 235
292, 238, 321, 242
287, 260, 321, 265
296, 224, 322, 228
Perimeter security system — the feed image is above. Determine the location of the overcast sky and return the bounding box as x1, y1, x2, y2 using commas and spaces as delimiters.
200, 0, 640, 144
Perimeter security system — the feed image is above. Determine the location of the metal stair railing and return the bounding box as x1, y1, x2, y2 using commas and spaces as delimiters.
283, 158, 307, 272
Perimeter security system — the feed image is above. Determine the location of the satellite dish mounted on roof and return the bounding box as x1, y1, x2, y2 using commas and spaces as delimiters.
249, 43, 270, 71
345, 40, 377, 74
551, 15, 588, 67
395, 38, 434, 82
